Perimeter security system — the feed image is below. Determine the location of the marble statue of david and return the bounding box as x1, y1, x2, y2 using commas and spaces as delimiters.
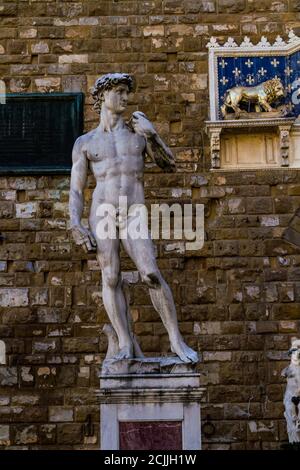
69, 73, 198, 363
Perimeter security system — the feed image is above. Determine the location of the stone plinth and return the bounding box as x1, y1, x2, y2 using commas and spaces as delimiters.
97, 357, 205, 450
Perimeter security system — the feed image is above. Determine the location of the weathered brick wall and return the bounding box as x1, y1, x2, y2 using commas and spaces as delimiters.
0, 0, 300, 450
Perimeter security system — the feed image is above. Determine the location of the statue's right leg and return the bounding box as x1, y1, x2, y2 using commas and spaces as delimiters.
95, 237, 134, 359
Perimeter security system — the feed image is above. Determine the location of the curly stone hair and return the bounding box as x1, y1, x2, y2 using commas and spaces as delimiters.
91, 73, 135, 114
263, 78, 284, 103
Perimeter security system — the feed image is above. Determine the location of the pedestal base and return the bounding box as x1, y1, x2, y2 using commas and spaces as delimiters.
97, 357, 205, 450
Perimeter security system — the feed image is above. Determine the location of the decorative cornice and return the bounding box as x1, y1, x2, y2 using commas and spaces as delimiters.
224, 37, 238, 48
205, 117, 295, 130
96, 387, 206, 404
207, 30, 300, 52
240, 36, 253, 47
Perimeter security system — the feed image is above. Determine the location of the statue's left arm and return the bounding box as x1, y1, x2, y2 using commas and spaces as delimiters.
130, 112, 176, 172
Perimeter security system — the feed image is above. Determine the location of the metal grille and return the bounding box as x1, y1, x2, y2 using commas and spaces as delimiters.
0, 93, 84, 174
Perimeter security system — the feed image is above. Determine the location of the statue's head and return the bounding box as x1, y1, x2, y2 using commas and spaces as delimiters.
288, 337, 300, 366
92, 73, 135, 114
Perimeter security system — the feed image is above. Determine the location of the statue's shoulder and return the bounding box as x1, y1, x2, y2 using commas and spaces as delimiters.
73, 129, 98, 150
282, 365, 297, 378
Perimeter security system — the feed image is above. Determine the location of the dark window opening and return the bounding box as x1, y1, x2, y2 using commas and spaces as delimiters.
0, 93, 84, 174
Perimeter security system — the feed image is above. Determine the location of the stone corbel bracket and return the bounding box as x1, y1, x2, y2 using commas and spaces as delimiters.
278, 124, 292, 167
206, 30, 300, 121
205, 118, 295, 169
206, 126, 222, 169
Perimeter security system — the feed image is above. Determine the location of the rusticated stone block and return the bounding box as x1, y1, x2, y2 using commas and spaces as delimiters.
9, 77, 31, 92
36, 367, 56, 389
0, 425, 10, 445
14, 425, 38, 445
55, 366, 76, 387
218, 0, 246, 13
0, 289, 29, 307
40, 424, 56, 445
63, 338, 99, 353
0, 3, 17, 16
57, 423, 83, 445
163, 0, 185, 13
0, 367, 17, 386
185, 0, 216, 12
272, 304, 300, 320
290, 0, 300, 11
39, 27, 65, 39
214, 241, 239, 256
49, 407, 73, 423
32, 340, 59, 354
247, 197, 273, 214
247, 420, 279, 442
0, 28, 16, 39
19, 28, 37, 39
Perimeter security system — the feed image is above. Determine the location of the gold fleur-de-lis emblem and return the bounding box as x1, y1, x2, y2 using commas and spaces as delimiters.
285, 84, 292, 93
245, 59, 253, 68
220, 76, 229, 85
271, 58, 280, 68
232, 67, 241, 77
258, 67, 267, 76
219, 58, 228, 69
284, 66, 293, 76
246, 75, 255, 84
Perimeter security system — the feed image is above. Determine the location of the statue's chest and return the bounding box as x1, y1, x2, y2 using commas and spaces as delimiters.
288, 366, 300, 389
87, 130, 144, 163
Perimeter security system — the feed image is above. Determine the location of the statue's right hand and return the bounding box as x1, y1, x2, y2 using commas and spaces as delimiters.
70, 225, 97, 253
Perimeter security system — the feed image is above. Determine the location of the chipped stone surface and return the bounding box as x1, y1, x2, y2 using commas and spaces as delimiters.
31, 42, 49, 54
0, 289, 28, 307
49, 407, 73, 423
0, 425, 10, 445
15, 203, 37, 219
15, 426, 38, 445
261, 216, 280, 227
0, 367, 18, 386
35, 78, 61, 92
20, 367, 34, 384
59, 54, 88, 64
19, 28, 37, 39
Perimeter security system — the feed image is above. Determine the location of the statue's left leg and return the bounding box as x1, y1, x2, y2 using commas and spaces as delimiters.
122, 235, 198, 363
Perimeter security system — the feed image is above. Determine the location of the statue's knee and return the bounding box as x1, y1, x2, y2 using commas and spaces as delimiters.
142, 272, 161, 288
103, 269, 120, 288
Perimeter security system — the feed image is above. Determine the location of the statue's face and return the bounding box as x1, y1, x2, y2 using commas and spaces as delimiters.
290, 340, 300, 365
102, 83, 129, 114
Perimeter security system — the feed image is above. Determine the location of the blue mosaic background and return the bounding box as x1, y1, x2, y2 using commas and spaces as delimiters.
217, 51, 300, 119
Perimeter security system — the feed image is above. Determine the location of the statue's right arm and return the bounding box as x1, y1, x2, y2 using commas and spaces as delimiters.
69, 137, 87, 228
69, 137, 97, 252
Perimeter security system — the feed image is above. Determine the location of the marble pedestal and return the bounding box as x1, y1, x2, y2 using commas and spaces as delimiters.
97, 357, 205, 450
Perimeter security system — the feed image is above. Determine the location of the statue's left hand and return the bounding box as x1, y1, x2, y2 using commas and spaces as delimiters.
70, 224, 97, 253
130, 111, 157, 139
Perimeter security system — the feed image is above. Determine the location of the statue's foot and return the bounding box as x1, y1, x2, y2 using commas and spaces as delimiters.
170, 337, 198, 363
114, 344, 133, 360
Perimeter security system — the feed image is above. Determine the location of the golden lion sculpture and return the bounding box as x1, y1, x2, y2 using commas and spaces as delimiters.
221, 77, 285, 118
